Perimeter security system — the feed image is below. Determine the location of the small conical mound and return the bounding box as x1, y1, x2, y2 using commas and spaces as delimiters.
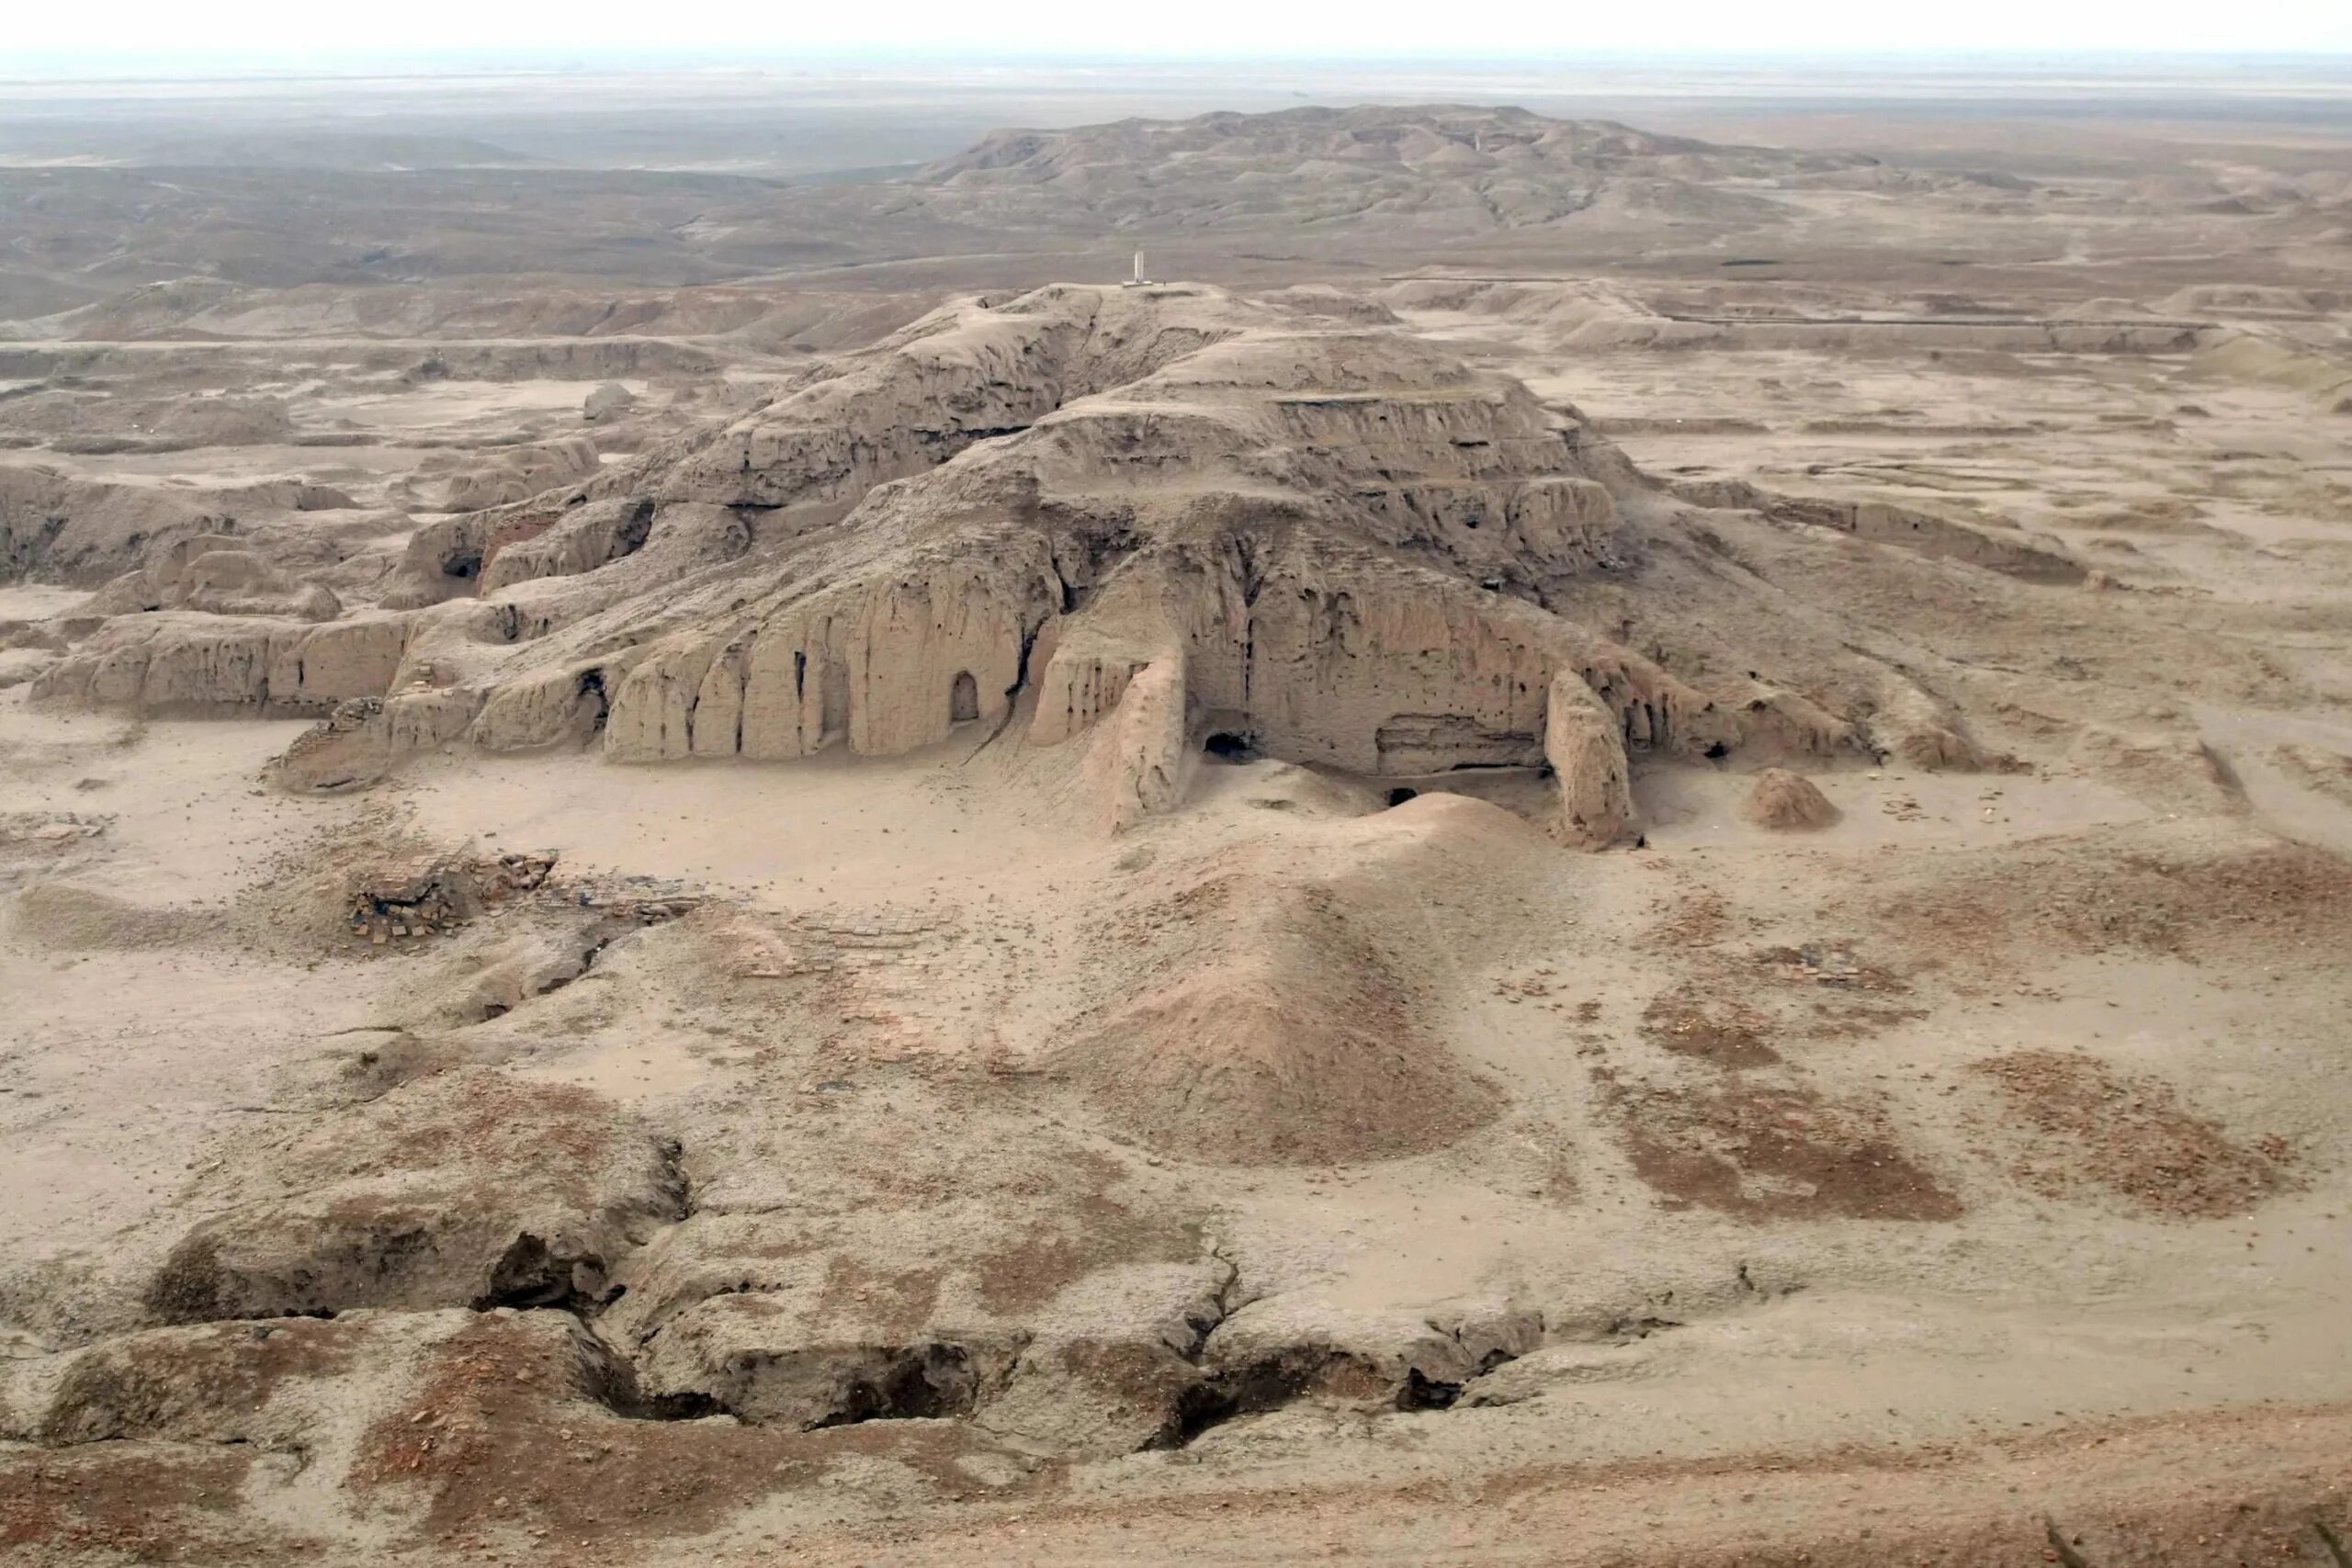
1057, 798, 1528, 1165
1744, 768, 1839, 830
1067, 952, 1492, 1166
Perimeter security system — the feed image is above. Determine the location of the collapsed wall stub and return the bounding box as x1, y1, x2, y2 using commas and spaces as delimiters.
1544, 670, 1635, 848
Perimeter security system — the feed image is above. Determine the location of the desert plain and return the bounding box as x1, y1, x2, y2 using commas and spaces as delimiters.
2, 58, 2351, 1566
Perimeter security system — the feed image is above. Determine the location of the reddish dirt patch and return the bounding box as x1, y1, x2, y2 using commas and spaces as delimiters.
367, 1072, 623, 1179
478, 512, 559, 578
1109, 870, 1240, 948
1868, 835, 2352, 973
1602, 1071, 1962, 1222
1067, 879, 1492, 1166
1640, 992, 1781, 1067
820, 1257, 947, 1337
1804, 1000, 1931, 1042
41, 1317, 366, 1444
352, 1313, 801, 1542
0, 1444, 268, 1563
201, 1061, 617, 1201
1972, 1049, 2296, 1218
974, 1190, 1204, 1317
1032, 1337, 1205, 1434
349, 1313, 1033, 1548
1643, 888, 1732, 949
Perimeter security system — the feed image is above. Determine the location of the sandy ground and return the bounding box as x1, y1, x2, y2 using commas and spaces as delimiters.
3, 81, 2351, 1568
6, 674, 2348, 1558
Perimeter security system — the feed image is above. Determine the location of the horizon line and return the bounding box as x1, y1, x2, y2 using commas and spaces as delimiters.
9, 46, 2352, 81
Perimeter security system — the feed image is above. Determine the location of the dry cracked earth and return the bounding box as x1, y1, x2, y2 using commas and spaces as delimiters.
2, 76, 2351, 1567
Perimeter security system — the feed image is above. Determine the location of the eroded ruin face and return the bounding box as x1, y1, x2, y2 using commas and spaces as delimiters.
27, 280, 1967, 852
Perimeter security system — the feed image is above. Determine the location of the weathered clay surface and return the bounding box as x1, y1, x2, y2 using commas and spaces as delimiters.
139, 1071, 684, 1328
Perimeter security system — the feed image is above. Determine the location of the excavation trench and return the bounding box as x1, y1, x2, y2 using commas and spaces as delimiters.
1142, 1256, 1517, 1448
1156, 1348, 1375, 1447
569, 1314, 1013, 1432
1151, 1342, 1520, 1448
127, 1113, 1509, 1449
544, 1246, 1515, 1443
119, 1226, 1525, 1452
472, 1234, 621, 1314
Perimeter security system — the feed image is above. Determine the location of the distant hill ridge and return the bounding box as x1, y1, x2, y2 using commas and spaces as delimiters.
886, 102, 1984, 235
918, 103, 1804, 180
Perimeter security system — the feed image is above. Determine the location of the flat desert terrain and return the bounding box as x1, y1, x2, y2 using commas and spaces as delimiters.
2, 61, 2350, 1566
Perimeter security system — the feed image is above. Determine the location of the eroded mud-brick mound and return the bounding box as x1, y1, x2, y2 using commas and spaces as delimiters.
1744, 767, 1840, 829
1058, 794, 1532, 1164
1070, 897, 1492, 1165
20, 278, 2025, 850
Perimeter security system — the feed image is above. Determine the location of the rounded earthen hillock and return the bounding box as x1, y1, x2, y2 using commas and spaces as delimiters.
1743, 767, 1839, 830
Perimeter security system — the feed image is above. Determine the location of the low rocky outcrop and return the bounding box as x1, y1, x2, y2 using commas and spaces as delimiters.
29, 611, 408, 712
85, 536, 341, 622
1, 468, 357, 586
582, 381, 638, 423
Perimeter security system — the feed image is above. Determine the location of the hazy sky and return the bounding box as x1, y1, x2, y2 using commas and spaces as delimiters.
10, 0, 2352, 65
